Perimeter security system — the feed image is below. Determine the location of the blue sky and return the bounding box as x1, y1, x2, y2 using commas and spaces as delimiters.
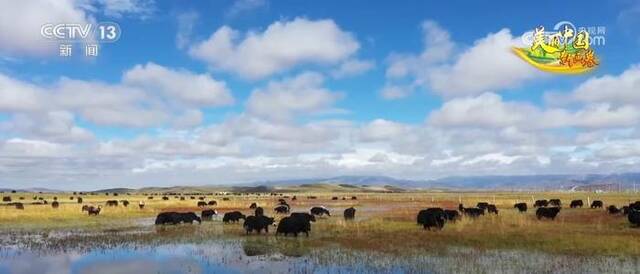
1, 0, 640, 190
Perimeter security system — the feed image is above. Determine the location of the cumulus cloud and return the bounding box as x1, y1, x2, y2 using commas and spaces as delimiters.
189, 18, 360, 79
245, 72, 342, 121
384, 20, 539, 98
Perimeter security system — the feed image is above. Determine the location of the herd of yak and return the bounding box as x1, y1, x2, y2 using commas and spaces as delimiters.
3, 193, 640, 236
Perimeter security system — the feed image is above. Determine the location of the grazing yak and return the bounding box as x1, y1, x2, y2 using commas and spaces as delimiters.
223, 211, 246, 223
222, 197, 230, 201
208, 201, 217, 206
292, 196, 297, 201
310, 206, 331, 217
274, 205, 290, 214
249, 203, 258, 209
254, 207, 264, 216
549, 199, 562, 207
622, 206, 630, 215
590, 200, 603, 209
570, 200, 584, 208
243, 215, 275, 234
197, 201, 207, 207
630, 201, 640, 210
534, 200, 549, 208
138, 201, 145, 209
106, 200, 118, 206
121, 200, 129, 207
155, 212, 201, 225
351, 196, 357, 200
629, 209, 640, 227
2, 196, 11, 202
476, 202, 489, 211
487, 204, 499, 214
443, 209, 460, 222
276, 212, 315, 237
77, 197, 83, 204
86, 206, 102, 216
162, 196, 169, 201
607, 205, 621, 214
332, 197, 338, 200
461, 206, 484, 218
51, 201, 59, 208
536, 207, 561, 220
180, 197, 186, 201
201, 209, 217, 221
344, 207, 356, 220
514, 203, 527, 212
417, 208, 446, 230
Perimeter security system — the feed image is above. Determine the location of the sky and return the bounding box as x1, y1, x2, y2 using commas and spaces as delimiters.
1, 0, 640, 190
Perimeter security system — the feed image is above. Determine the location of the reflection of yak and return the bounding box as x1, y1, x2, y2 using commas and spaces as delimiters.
155, 212, 201, 225
223, 211, 246, 223
243, 215, 275, 234
344, 207, 356, 220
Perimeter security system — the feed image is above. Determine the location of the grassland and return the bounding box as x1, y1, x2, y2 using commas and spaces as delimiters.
1, 189, 639, 257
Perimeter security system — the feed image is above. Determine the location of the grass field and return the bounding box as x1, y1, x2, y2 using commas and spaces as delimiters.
1, 190, 640, 257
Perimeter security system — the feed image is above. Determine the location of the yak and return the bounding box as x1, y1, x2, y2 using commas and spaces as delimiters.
51, 201, 59, 208
138, 201, 145, 209
121, 200, 129, 207
487, 204, 499, 214
549, 199, 562, 207
476, 202, 489, 211
243, 215, 275, 234
274, 205, 290, 214
249, 203, 258, 209
534, 200, 549, 207
462, 207, 484, 218
155, 212, 201, 225
208, 201, 217, 206
77, 197, 83, 204
87, 206, 102, 216
201, 209, 217, 221
254, 207, 264, 216
310, 206, 330, 217
607, 205, 621, 214
514, 203, 527, 212
629, 209, 640, 227
14, 203, 24, 210
276, 213, 315, 237
106, 200, 118, 207
443, 209, 460, 222
590, 200, 603, 209
344, 207, 356, 220
197, 201, 207, 207
416, 208, 445, 230
570, 200, 584, 208
536, 207, 561, 220
223, 211, 246, 223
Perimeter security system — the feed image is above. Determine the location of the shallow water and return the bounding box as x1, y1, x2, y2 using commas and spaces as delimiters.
1, 236, 639, 274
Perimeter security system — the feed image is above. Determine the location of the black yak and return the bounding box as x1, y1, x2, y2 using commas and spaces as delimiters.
77, 197, 83, 204
534, 200, 549, 207
106, 200, 118, 206
274, 205, 290, 214
443, 209, 460, 222
487, 204, 499, 214
249, 203, 257, 209
155, 212, 201, 225
121, 200, 129, 207
590, 200, 603, 209
138, 201, 145, 209
416, 208, 445, 230
276, 213, 315, 237
254, 207, 264, 216
201, 209, 217, 221
197, 201, 207, 207
629, 209, 640, 227
476, 202, 489, 211
607, 205, 621, 214
514, 203, 527, 212
51, 201, 59, 208
86, 206, 102, 216
208, 200, 217, 206
310, 206, 330, 216
549, 199, 562, 207
462, 207, 484, 218
243, 215, 275, 234
344, 207, 356, 220
223, 211, 246, 223
536, 207, 561, 220
570, 200, 583, 208
15, 203, 24, 210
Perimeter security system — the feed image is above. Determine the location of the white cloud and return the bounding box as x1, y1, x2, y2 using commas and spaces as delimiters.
0, 0, 92, 56
225, 0, 268, 18
95, 0, 155, 18
359, 119, 411, 142
384, 20, 539, 98
571, 65, 640, 104
429, 93, 532, 128
246, 72, 342, 121
331, 59, 375, 78
379, 84, 414, 100
123, 62, 234, 107
190, 18, 360, 79
176, 11, 199, 49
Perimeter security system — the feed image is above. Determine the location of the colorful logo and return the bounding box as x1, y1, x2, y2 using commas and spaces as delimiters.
513, 22, 599, 74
